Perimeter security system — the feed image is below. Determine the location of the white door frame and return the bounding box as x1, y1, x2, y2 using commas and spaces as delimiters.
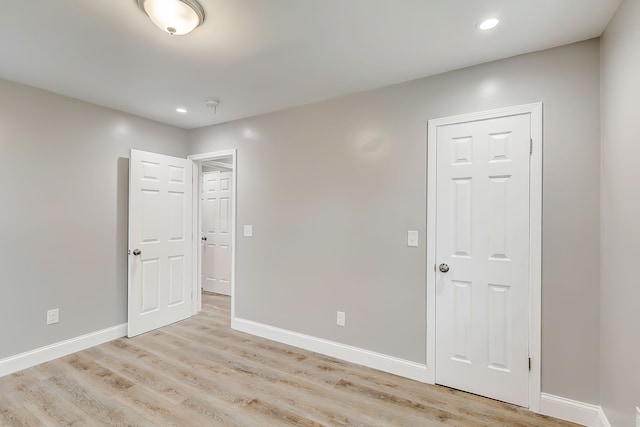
187, 150, 237, 318
426, 103, 542, 411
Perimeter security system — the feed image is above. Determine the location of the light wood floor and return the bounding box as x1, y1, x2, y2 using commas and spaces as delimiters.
0, 293, 578, 426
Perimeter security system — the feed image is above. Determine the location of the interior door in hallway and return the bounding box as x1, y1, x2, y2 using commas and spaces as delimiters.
128, 149, 193, 337
201, 171, 233, 295
435, 113, 531, 407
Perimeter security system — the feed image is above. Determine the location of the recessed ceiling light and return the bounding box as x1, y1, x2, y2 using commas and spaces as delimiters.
176, 108, 188, 113
478, 18, 500, 31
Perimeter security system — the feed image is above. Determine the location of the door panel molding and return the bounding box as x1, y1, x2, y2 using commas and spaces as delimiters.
426, 103, 542, 411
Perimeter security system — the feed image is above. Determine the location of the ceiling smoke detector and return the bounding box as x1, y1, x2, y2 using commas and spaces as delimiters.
205, 99, 220, 113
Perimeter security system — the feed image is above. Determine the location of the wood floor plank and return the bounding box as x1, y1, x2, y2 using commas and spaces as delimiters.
0, 292, 579, 426
164, 313, 535, 426
157, 324, 462, 426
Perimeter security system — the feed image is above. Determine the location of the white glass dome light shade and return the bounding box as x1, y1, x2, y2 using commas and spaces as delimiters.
138, 0, 205, 36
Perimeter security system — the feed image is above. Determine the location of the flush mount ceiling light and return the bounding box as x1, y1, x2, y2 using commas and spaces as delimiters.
176, 107, 188, 113
478, 18, 500, 31
137, 0, 205, 35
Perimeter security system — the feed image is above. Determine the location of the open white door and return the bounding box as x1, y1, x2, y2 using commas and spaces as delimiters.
128, 149, 193, 337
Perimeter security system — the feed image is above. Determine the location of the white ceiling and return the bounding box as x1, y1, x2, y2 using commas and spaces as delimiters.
0, 0, 620, 129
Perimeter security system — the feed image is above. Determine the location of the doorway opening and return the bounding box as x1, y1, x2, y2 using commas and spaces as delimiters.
188, 150, 237, 319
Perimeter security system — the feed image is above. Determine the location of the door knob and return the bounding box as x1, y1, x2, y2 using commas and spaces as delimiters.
201, 236, 207, 241
439, 263, 449, 273
132, 249, 142, 256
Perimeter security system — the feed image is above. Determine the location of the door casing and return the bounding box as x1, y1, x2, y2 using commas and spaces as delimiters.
426, 103, 542, 411
187, 150, 237, 318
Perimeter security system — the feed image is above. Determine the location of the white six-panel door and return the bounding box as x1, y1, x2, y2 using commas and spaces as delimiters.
201, 171, 233, 295
128, 150, 193, 337
435, 114, 531, 406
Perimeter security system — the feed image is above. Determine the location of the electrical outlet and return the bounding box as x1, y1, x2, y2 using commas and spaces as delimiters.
635, 406, 639, 427
336, 311, 346, 327
244, 225, 253, 237
47, 308, 59, 325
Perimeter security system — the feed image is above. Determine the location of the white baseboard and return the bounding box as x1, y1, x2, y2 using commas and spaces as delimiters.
540, 393, 611, 427
232, 317, 430, 383
1, 318, 612, 427
0, 323, 127, 377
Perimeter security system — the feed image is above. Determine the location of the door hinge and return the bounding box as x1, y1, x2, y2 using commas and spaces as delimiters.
528, 357, 531, 371
530, 138, 533, 155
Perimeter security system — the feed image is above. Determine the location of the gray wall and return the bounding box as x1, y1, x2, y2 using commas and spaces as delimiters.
0, 78, 188, 359
189, 40, 601, 403
600, 0, 640, 424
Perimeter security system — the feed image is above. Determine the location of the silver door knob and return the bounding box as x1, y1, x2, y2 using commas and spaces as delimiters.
132, 249, 142, 256
439, 263, 449, 273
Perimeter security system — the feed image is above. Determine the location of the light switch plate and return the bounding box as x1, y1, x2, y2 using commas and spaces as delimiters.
336, 311, 346, 327
407, 230, 419, 247
244, 225, 253, 237
47, 308, 59, 325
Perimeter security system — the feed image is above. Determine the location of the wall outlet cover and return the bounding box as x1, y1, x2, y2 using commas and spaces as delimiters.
244, 225, 253, 237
